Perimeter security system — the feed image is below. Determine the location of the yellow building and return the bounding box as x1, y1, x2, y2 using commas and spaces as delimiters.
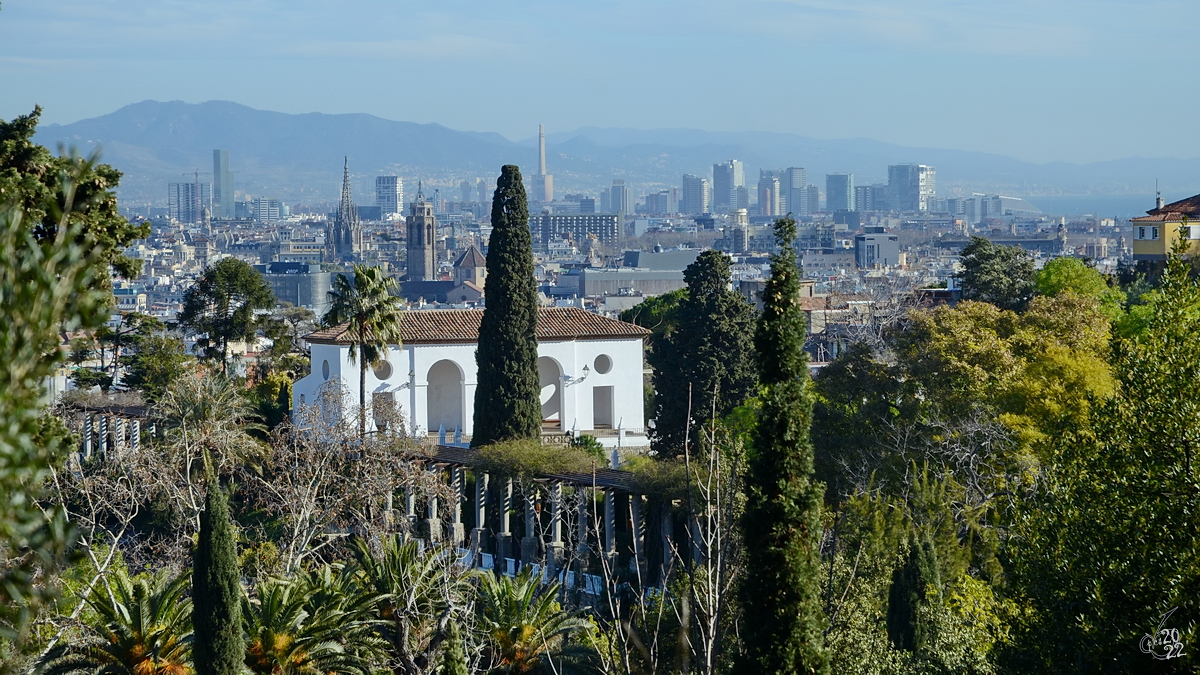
1131, 194, 1200, 261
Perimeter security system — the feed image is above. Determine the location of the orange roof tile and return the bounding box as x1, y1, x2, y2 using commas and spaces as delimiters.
306, 306, 650, 345
1135, 193, 1200, 222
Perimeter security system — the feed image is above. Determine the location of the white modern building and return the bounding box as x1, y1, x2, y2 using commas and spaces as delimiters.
293, 307, 650, 446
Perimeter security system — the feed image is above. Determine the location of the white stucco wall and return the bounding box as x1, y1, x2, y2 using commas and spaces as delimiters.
293, 337, 645, 441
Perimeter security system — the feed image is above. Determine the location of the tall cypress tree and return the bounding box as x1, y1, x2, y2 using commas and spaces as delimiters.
737, 216, 829, 675
472, 165, 541, 447
887, 529, 942, 653
440, 621, 470, 675
193, 470, 245, 675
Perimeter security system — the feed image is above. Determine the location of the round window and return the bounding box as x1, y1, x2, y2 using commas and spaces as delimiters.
593, 354, 612, 374
373, 360, 393, 380
321, 360, 330, 380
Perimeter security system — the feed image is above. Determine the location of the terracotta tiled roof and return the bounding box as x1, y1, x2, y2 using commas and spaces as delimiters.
1135, 193, 1200, 221
453, 245, 486, 268
306, 306, 650, 345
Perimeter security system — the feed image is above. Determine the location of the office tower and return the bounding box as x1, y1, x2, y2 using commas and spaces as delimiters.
784, 167, 806, 214
405, 183, 437, 281
854, 184, 888, 212
460, 180, 473, 202
252, 197, 281, 222
167, 180, 210, 224
888, 164, 936, 212
712, 159, 745, 212
212, 150, 233, 218
529, 214, 622, 248
326, 158, 363, 262
805, 185, 821, 213
579, 197, 596, 213
826, 173, 855, 212
477, 177, 490, 202
532, 124, 554, 203
644, 190, 673, 214
757, 170, 781, 217
376, 176, 403, 217
681, 174, 710, 214
610, 180, 629, 219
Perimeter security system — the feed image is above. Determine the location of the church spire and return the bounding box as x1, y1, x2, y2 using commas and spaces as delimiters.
339, 157, 356, 223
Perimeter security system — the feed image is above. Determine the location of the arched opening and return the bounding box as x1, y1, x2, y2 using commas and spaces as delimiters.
427, 360, 464, 433
538, 356, 562, 429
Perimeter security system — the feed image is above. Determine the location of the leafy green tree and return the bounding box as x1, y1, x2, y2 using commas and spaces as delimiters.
0, 107, 148, 286
179, 257, 276, 374
1034, 256, 1124, 319
473, 165, 541, 447
322, 263, 405, 438
35, 570, 192, 675
957, 236, 1035, 311
69, 367, 112, 393
476, 569, 598, 674
1005, 244, 1200, 672
193, 471, 245, 675
737, 216, 829, 675
99, 312, 164, 386
120, 332, 191, 402
650, 250, 757, 456
0, 169, 110, 662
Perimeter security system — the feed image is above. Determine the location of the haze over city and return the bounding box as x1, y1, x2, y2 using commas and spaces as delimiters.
2, 0, 1198, 164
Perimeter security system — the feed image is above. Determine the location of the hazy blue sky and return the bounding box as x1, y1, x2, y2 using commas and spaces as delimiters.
0, 0, 1196, 164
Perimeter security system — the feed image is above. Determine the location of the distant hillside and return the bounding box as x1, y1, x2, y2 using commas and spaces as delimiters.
30, 100, 1200, 207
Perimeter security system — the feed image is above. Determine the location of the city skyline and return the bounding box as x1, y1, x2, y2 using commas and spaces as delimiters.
1, 0, 1198, 165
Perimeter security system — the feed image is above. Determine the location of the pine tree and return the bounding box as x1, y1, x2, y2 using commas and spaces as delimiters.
737, 216, 829, 675
472, 165, 541, 447
650, 250, 757, 456
887, 529, 941, 653
193, 469, 245, 675
439, 621, 470, 675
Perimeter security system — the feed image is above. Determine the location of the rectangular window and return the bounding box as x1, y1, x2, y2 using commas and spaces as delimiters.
1153, 227, 1160, 240
1138, 227, 1146, 240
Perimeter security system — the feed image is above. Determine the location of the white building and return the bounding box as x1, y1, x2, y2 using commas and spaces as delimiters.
294, 307, 650, 446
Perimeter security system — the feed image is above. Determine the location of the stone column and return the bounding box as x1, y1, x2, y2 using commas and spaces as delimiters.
405, 481, 417, 535
450, 466, 465, 546
547, 482, 565, 578
659, 501, 674, 584
130, 419, 141, 450
520, 485, 540, 567
497, 477, 514, 565
471, 471, 489, 554
112, 418, 126, 453
97, 416, 109, 457
630, 494, 646, 580
82, 414, 93, 458
604, 490, 616, 562
425, 466, 442, 543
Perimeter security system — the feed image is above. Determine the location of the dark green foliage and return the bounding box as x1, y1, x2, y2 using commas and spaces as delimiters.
473, 165, 541, 447
179, 257, 276, 373
440, 621, 469, 675
1005, 243, 1200, 672
737, 216, 829, 674
69, 367, 112, 393
193, 472, 245, 675
120, 332, 190, 401
0, 107, 148, 286
0, 162, 111, 662
620, 287, 686, 336
650, 250, 757, 456
887, 530, 941, 653
958, 235, 1035, 311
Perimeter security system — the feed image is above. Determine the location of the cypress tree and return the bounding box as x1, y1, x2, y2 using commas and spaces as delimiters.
649, 250, 757, 456
472, 165, 541, 447
737, 216, 829, 675
887, 529, 942, 653
439, 621, 470, 675
193, 469, 245, 675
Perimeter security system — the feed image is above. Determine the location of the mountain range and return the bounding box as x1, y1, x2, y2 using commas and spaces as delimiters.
30, 100, 1200, 208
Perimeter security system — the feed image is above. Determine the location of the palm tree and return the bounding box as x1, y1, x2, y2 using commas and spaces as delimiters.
476, 569, 599, 674
352, 536, 470, 675
36, 570, 193, 675
323, 264, 405, 438
242, 573, 381, 675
